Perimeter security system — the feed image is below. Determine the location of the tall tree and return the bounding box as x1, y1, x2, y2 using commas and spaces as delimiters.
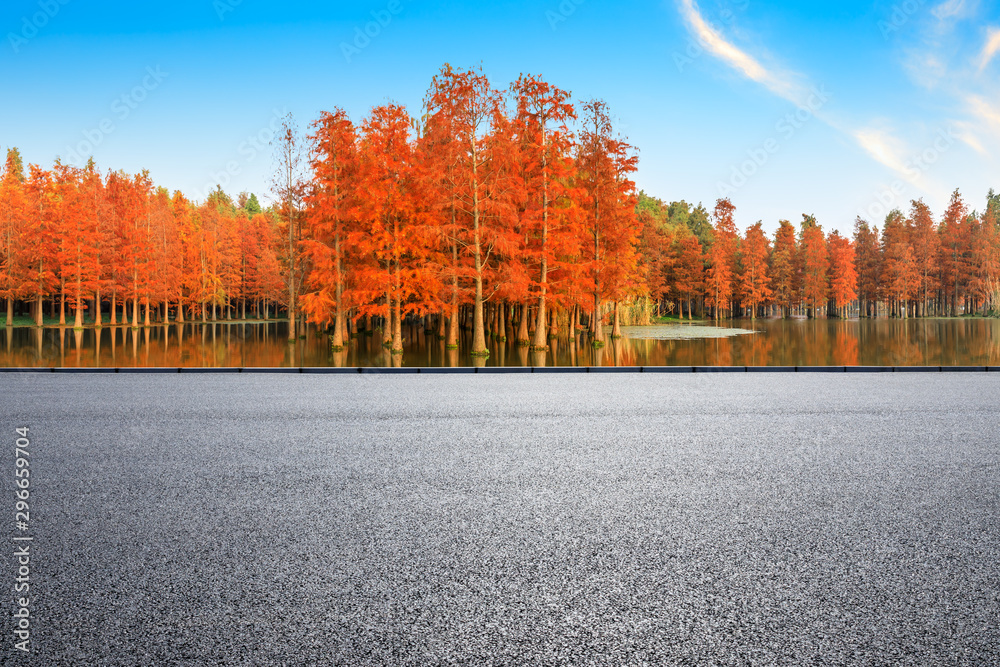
704, 198, 738, 320
907, 199, 937, 316
770, 220, 798, 318
271, 113, 308, 340
424, 65, 513, 357
670, 229, 703, 319
354, 104, 429, 354
799, 216, 829, 318
827, 230, 857, 318
882, 209, 915, 317
302, 109, 359, 350
21, 165, 59, 326
938, 189, 969, 316
53, 162, 102, 328
739, 221, 771, 319
853, 218, 881, 317
0, 149, 26, 326
576, 99, 640, 338
511, 74, 578, 350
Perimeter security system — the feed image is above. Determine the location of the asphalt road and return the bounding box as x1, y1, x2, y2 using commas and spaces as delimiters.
2, 374, 999, 665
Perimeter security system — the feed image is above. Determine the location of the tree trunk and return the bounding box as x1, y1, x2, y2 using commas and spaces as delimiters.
593, 298, 604, 340
392, 300, 403, 354
470, 152, 488, 357
447, 301, 459, 349
437, 311, 447, 340
517, 304, 530, 346
383, 290, 393, 348
532, 295, 548, 350
497, 304, 507, 342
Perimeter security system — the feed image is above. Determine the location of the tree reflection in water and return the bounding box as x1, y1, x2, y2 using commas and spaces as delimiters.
1, 318, 1000, 368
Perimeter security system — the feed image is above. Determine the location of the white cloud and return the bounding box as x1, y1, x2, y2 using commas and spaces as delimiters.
852, 128, 915, 179
967, 94, 1000, 128
978, 27, 1000, 72
954, 121, 989, 154
932, 0, 969, 20
675, 0, 924, 184
676, 0, 805, 105
902, 49, 948, 89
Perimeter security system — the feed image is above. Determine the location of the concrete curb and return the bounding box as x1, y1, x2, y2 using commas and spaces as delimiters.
1, 366, 997, 374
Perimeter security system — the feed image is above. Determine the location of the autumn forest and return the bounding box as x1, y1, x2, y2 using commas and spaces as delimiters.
2, 65, 999, 361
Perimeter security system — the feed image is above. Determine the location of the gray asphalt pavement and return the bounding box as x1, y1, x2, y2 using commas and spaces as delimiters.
2, 374, 999, 665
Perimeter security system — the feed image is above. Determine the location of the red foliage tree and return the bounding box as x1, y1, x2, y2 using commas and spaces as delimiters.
511, 74, 579, 349
938, 189, 970, 316
853, 218, 881, 317
799, 217, 828, 318
302, 108, 359, 350
0, 149, 26, 326
739, 221, 771, 318
827, 231, 857, 317
424, 65, 514, 357
770, 220, 798, 318
705, 198, 738, 320
577, 99, 640, 339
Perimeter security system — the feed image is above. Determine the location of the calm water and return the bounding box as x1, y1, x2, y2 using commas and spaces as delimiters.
2, 318, 1000, 368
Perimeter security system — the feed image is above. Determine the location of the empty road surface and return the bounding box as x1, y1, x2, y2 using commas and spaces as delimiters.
2, 373, 998, 665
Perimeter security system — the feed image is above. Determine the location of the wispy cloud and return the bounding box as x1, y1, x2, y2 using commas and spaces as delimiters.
967, 94, 1000, 128
978, 27, 1000, 72
955, 121, 989, 155
676, 0, 922, 183
932, 0, 970, 21
676, 0, 804, 105
899, 1, 1000, 155
852, 128, 912, 176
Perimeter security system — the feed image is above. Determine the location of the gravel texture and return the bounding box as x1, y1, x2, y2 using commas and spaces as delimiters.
2, 374, 999, 665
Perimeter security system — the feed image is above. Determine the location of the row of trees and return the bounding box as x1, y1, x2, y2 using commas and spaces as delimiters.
638, 188, 1000, 322
854, 191, 1000, 318
2, 65, 998, 356
636, 197, 860, 321
0, 148, 287, 329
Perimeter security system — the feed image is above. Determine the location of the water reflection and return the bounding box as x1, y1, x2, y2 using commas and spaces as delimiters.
0, 318, 999, 367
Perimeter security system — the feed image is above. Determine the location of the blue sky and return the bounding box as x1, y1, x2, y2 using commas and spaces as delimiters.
2, 0, 997, 233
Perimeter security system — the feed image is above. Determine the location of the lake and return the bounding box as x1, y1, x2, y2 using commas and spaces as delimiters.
2, 318, 1000, 368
